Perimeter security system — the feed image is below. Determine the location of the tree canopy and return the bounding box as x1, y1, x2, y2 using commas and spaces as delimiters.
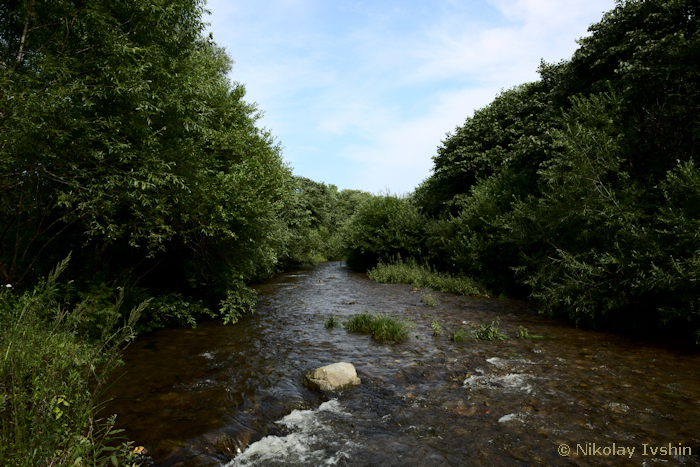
1, 0, 291, 323
347, 0, 700, 342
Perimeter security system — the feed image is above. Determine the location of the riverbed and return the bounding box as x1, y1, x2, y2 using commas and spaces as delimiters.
102, 261, 700, 466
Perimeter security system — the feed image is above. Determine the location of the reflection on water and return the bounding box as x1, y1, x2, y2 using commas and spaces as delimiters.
102, 262, 700, 466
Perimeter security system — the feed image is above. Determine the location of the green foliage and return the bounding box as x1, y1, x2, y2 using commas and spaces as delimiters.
414, 81, 559, 217
554, 0, 699, 180
471, 318, 509, 341
277, 177, 372, 265
505, 93, 700, 337
344, 194, 426, 270
0, 258, 145, 467
516, 326, 545, 339
0, 0, 290, 327
132, 291, 216, 334
430, 319, 443, 336
383, 0, 700, 342
344, 313, 413, 342
343, 313, 376, 333
367, 257, 487, 296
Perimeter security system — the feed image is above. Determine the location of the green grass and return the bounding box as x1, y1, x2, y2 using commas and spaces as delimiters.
471, 318, 509, 341
420, 292, 437, 306
516, 325, 546, 339
450, 327, 469, 342
367, 257, 488, 297
0, 257, 144, 467
344, 313, 413, 342
325, 315, 339, 329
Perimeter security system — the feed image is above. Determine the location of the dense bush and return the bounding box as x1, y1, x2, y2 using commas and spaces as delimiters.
361, 0, 700, 342
0, 0, 290, 326
344, 313, 413, 342
277, 177, 372, 266
343, 194, 426, 270
508, 94, 700, 338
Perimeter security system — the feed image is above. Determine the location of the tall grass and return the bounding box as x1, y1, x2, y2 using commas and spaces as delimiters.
367, 257, 488, 296
0, 256, 145, 467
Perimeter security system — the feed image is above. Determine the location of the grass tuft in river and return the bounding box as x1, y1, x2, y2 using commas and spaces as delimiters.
516, 325, 546, 339
344, 313, 413, 342
471, 318, 509, 341
367, 257, 488, 297
450, 327, 469, 343
430, 319, 444, 336
325, 315, 339, 329
421, 292, 437, 306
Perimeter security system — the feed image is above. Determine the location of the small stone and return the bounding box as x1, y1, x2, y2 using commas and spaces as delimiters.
303, 362, 361, 392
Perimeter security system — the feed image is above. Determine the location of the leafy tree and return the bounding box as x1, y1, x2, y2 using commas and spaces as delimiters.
508, 93, 700, 340
545, 0, 699, 180
277, 177, 373, 265
414, 81, 559, 216
0, 0, 290, 323
401, 0, 700, 339
344, 194, 426, 270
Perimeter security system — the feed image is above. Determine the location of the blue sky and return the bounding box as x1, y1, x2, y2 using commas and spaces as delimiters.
205, 0, 617, 195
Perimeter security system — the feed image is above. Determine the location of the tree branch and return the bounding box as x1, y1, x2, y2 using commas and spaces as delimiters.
15, 14, 30, 64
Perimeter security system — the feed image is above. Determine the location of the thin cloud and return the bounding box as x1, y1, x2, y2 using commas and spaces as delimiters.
205, 0, 617, 193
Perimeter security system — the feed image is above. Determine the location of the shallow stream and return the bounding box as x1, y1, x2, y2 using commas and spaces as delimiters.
103, 261, 700, 466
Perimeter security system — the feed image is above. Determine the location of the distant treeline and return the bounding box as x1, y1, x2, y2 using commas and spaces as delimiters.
343, 0, 700, 342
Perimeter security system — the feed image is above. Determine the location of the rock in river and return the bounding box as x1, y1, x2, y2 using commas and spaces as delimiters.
303, 362, 361, 392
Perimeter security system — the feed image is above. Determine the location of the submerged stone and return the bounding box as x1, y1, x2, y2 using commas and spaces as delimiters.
303, 362, 361, 392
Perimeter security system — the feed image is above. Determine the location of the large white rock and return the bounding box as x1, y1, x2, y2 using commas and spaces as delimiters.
303, 362, 361, 392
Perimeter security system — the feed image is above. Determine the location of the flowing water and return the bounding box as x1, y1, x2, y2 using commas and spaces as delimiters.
102, 261, 700, 466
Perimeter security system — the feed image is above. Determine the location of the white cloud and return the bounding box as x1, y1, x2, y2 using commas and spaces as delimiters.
205, 0, 617, 193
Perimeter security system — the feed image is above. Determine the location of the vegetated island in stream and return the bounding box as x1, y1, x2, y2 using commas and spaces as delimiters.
1, 0, 699, 465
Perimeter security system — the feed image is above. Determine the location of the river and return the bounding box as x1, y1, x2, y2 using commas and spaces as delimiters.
102, 261, 700, 466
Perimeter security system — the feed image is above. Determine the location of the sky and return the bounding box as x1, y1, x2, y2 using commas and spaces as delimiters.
205, 0, 617, 195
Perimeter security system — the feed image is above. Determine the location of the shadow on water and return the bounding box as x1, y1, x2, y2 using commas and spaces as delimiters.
101, 261, 700, 466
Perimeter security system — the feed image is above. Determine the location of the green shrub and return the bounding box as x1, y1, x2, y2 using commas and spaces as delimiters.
430, 319, 444, 336
325, 315, 339, 329
516, 326, 546, 339
343, 194, 426, 270
421, 292, 437, 306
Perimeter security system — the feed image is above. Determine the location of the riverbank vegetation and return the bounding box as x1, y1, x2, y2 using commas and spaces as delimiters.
345, 0, 700, 344
0, 258, 143, 466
